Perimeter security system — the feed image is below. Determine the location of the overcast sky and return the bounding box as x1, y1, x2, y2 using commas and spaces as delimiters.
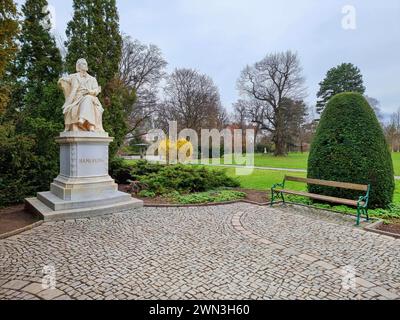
17, 0, 400, 117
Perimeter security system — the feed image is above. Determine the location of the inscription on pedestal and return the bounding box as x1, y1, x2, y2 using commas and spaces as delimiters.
59, 140, 109, 178
79, 158, 106, 165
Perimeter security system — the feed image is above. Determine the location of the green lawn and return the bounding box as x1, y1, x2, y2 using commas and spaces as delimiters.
128, 152, 400, 174
222, 152, 400, 176
392, 152, 400, 176
224, 168, 306, 191
222, 152, 309, 170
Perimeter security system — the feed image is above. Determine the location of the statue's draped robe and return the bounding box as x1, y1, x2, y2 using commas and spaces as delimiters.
59, 73, 104, 132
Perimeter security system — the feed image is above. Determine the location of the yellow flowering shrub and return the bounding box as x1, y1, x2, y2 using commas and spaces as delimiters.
159, 138, 193, 163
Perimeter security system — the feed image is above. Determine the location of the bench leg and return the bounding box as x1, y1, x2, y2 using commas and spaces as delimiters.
281, 192, 286, 204
270, 189, 275, 206
356, 207, 370, 226
270, 190, 286, 206
356, 207, 360, 226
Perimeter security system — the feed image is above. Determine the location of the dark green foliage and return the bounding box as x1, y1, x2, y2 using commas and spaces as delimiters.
170, 190, 246, 204
130, 160, 164, 180
25, 82, 64, 123
121, 160, 240, 195
65, 0, 122, 87
7, 0, 63, 122
0, 123, 36, 206
0, 0, 64, 207
17, 117, 62, 192
138, 190, 156, 198
140, 165, 240, 195
281, 98, 308, 149
12, 0, 63, 118
0, 119, 61, 207
102, 80, 134, 157
109, 157, 133, 184
317, 63, 365, 114
308, 93, 394, 208
65, 0, 127, 158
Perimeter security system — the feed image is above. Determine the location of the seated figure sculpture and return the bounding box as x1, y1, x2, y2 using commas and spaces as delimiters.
58, 58, 105, 132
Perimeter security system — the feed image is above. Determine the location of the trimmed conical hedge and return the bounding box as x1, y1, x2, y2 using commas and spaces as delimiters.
308, 92, 394, 208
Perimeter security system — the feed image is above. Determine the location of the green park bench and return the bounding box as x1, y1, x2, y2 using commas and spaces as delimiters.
270, 176, 371, 226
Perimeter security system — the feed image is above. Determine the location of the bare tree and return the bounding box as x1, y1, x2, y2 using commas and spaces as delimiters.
119, 36, 168, 137
390, 107, 400, 132
233, 100, 247, 130
365, 95, 383, 123
233, 97, 308, 153
385, 122, 398, 152
385, 107, 400, 152
158, 68, 225, 133
216, 104, 229, 129
232, 98, 264, 140
237, 51, 306, 156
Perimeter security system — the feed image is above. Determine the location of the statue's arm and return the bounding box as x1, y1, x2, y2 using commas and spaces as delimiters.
58, 76, 71, 99
65, 76, 79, 106
89, 78, 101, 97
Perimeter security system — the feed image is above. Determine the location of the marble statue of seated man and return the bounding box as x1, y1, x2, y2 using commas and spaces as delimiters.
58, 58, 105, 132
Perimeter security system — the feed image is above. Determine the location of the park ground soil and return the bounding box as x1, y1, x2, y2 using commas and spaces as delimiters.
0, 205, 40, 236
377, 219, 400, 235
236, 188, 269, 203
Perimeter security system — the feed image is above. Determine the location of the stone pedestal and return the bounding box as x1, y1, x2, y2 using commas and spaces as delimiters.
26, 132, 143, 221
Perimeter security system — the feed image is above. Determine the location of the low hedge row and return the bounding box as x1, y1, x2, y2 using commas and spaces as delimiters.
110, 159, 240, 195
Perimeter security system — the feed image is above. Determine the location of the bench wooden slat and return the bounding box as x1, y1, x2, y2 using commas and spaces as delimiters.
285, 176, 368, 191
279, 189, 365, 207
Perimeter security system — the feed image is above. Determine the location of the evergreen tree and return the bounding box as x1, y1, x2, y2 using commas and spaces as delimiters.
12, 0, 64, 122
308, 93, 394, 208
65, 0, 129, 156
280, 98, 308, 151
0, 0, 64, 205
0, 0, 19, 115
65, 0, 122, 86
316, 63, 365, 114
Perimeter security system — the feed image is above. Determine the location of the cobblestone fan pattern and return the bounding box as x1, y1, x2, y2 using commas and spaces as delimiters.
1, 203, 399, 300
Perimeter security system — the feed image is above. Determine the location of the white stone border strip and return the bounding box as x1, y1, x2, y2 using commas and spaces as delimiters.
364, 220, 400, 239
231, 210, 399, 300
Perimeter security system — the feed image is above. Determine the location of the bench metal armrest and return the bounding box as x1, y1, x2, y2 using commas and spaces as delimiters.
358, 185, 371, 209
357, 195, 368, 208
271, 183, 284, 191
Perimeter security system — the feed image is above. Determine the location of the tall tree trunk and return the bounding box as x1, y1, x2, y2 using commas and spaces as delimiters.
274, 108, 286, 156
274, 129, 286, 156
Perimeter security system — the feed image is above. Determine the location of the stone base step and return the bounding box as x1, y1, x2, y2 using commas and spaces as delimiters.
25, 196, 143, 222
37, 190, 133, 211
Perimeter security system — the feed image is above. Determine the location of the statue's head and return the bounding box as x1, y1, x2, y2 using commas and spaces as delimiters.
76, 58, 88, 73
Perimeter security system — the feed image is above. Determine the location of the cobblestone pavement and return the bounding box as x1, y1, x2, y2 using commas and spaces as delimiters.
1, 203, 399, 300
